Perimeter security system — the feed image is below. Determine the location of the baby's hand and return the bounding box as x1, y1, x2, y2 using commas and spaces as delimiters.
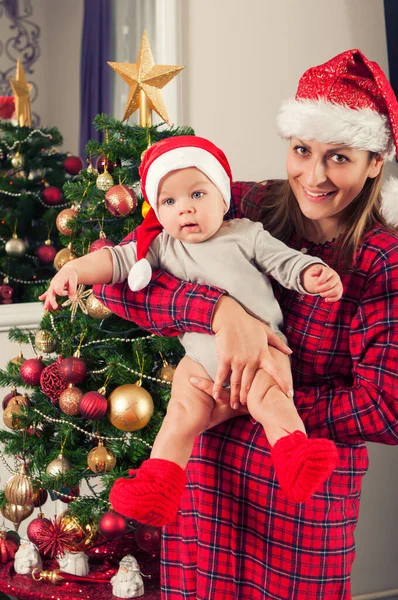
301, 263, 343, 302
38, 266, 78, 311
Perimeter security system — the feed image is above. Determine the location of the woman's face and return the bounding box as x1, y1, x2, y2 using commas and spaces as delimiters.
286, 139, 383, 228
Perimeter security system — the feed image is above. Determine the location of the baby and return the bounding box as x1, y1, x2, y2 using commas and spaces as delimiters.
40, 136, 341, 525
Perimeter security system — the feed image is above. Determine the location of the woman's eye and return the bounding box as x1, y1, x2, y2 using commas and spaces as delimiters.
192, 191, 204, 199
330, 154, 348, 164
294, 146, 309, 156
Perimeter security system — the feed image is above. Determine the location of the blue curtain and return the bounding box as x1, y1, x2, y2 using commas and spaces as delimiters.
79, 0, 112, 158
384, 0, 398, 97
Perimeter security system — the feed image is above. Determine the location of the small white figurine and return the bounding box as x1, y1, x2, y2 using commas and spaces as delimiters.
14, 538, 42, 575
111, 554, 144, 598
57, 550, 89, 576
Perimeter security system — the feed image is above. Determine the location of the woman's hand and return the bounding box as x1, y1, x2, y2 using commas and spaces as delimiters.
38, 266, 79, 311
211, 297, 293, 407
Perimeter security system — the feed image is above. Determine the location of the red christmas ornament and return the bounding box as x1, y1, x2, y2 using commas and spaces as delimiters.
64, 155, 83, 175
105, 184, 137, 217
36, 515, 81, 558
0, 96, 15, 120
0, 285, 13, 302
20, 358, 45, 386
89, 238, 115, 253
98, 511, 127, 540
96, 155, 121, 174
59, 356, 87, 385
42, 186, 63, 206
0, 531, 19, 564
40, 358, 66, 404
35, 241, 57, 264
27, 513, 51, 546
134, 524, 161, 555
79, 391, 108, 420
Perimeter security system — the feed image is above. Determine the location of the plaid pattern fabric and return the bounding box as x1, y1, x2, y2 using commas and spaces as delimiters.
95, 181, 398, 598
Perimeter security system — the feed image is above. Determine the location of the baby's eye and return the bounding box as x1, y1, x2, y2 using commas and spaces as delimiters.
192, 191, 204, 199
163, 198, 175, 205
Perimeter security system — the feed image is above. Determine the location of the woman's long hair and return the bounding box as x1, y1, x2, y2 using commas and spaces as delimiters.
242, 157, 393, 271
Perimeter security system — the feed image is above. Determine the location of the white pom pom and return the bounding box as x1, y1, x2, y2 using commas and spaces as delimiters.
128, 259, 153, 291
381, 176, 398, 227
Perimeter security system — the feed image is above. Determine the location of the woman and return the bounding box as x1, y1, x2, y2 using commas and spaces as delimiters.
94, 49, 398, 599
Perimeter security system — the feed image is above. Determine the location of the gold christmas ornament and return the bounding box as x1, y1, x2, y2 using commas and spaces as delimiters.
55, 207, 79, 236
108, 382, 154, 431
96, 169, 114, 192
10, 351, 26, 366
61, 283, 91, 322
87, 439, 116, 473
86, 291, 112, 319
5, 233, 26, 257
59, 384, 83, 416
5, 463, 33, 505
157, 361, 176, 384
54, 244, 76, 271
7, 394, 29, 408
108, 30, 184, 125
58, 511, 98, 551
45, 453, 72, 477
8, 58, 32, 127
11, 151, 24, 169
35, 329, 57, 354
1, 502, 33, 531
3, 402, 25, 430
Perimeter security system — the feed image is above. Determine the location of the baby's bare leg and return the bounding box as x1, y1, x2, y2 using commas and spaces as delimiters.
150, 356, 216, 468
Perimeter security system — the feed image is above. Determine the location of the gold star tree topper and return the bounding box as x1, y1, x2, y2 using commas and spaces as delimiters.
9, 58, 32, 127
108, 30, 184, 125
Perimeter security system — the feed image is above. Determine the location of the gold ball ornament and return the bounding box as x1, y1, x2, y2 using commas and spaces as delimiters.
3, 402, 25, 430
87, 439, 116, 473
5, 463, 33, 505
5, 233, 26, 257
54, 246, 76, 271
96, 170, 114, 192
59, 384, 83, 416
35, 329, 57, 354
10, 351, 26, 366
86, 291, 112, 319
58, 511, 98, 551
55, 207, 79, 236
45, 453, 72, 477
108, 383, 154, 431
1, 503, 33, 531
11, 152, 24, 169
157, 361, 176, 384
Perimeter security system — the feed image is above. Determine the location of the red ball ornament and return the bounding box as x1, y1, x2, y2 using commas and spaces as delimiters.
40, 358, 66, 404
79, 390, 108, 420
96, 155, 121, 174
36, 242, 57, 264
42, 186, 63, 206
27, 513, 51, 546
20, 357, 45, 386
89, 238, 115, 253
99, 511, 128, 540
0, 285, 13, 302
59, 356, 87, 385
64, 155, 83, 175
105, 184, 137, 217
134, 524, 161, 555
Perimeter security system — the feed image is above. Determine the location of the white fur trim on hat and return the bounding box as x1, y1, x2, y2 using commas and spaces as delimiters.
128, 259, 153, 292
381, 176, 398, 227
277, 98, 395, 161
145, 146, 231, 216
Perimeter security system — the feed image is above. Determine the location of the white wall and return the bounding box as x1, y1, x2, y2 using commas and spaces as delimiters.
180, 1, 398, 598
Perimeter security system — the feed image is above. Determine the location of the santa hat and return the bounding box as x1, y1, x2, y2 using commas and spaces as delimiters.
276, 48, 398, 225
128, 135, 232, 291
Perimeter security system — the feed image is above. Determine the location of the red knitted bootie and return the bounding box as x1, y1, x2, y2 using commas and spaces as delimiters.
109, 458, 187, 526
271, 431, 338, 503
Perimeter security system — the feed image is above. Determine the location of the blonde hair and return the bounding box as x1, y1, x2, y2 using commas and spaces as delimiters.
243, 159, 393, 271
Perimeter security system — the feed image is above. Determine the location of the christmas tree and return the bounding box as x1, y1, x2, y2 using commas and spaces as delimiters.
0, 59, 83, 304
0, 32, 189, 593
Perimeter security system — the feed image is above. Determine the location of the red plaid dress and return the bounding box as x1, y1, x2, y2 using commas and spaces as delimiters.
94, 182, 398, 599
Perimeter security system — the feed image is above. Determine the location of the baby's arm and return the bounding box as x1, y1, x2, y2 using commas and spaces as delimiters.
301, 263, 343, 302
38, 248, 113, 311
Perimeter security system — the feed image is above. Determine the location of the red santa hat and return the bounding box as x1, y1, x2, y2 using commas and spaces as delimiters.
128, 135, 232, 291
276, 48, 398, 226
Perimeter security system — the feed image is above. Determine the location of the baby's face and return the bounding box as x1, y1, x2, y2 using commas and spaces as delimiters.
157, 167, 226, 243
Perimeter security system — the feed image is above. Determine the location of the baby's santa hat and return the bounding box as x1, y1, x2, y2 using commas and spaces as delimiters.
277, 48, 398, 225
128, 135, 232, 291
